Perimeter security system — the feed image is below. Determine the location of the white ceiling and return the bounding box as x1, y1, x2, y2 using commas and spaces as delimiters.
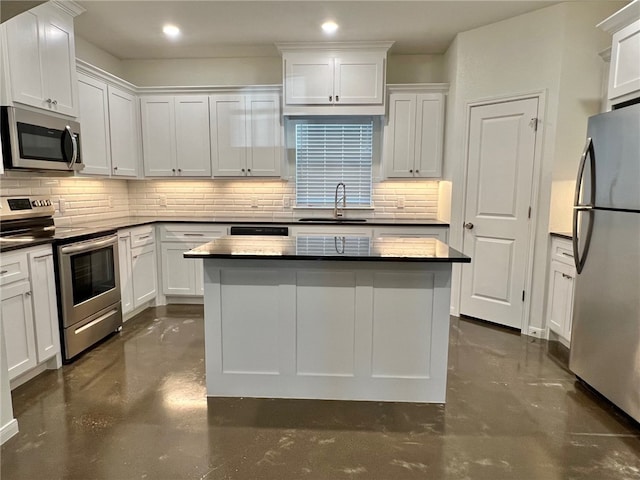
74, 1, 560, 59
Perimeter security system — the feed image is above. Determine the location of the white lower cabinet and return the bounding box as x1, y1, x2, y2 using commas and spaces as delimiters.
28, 248, 60, 363
546, 236, 576, 345
1, 281, 37, 379
0, 245, 61, 384
118, 226, 157, 317
159, 224, 227, 297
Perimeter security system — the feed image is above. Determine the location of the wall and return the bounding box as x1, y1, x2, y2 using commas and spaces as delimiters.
442, 1, 624, 331
75, 37, 126, 79
121, 57, 283, 87
127, 179, 439, 220
109, 53, 445, 87
0, 174, 130, 226
387, 55, 445, 83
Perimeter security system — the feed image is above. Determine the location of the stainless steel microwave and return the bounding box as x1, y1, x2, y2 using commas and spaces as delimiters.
1, 106, 83, 172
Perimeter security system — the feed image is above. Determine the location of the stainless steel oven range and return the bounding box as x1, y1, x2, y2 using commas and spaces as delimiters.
56, 233, 122, 361
0, 195, 122, 361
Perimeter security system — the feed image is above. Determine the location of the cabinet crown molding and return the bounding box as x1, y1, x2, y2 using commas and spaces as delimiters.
50, 1, 86, 17
276, 41, 394, 54
597, 0, 640, 34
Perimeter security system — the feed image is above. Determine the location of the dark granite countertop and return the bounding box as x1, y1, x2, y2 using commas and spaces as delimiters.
550, 231, 573, 240
184, 235, 470, 263
1, 216, 450, 253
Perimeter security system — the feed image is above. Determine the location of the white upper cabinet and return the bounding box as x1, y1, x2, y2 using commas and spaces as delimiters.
598, 2, 640, 105
77, 65, 140, 177
108, 86, 141, 177
77, 72, 111, 175
141, 95, 212, 177
384, 86, 446, 178
210, 93, 282, 177
278, 43, 392, 115
2, 2, 83, 117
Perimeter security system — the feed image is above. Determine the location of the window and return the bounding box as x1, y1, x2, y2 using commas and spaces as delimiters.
294, 119, 374, 207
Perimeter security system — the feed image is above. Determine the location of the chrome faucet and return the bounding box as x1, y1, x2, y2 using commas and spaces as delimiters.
334, 182, 346, 218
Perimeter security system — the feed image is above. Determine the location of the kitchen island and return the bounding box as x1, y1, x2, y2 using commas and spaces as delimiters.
185, 235, 470, 403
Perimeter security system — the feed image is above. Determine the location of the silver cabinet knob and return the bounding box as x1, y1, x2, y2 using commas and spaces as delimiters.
464, 222, 474, 230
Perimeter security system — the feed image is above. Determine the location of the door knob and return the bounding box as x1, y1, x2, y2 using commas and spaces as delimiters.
464, 222, 474, 230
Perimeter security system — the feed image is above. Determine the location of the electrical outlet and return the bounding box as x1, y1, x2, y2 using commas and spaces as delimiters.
59, 198, 66, 214
159, 195, 167, 207
251, 196, 258, 208
283, 196, 291, 208
397, 197, 405, 208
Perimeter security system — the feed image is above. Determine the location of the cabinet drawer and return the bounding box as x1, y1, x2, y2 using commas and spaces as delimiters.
130, 225, 155, 248
160, 223, 227, 242
0, 251, 29, 286
550, 237, 575, 266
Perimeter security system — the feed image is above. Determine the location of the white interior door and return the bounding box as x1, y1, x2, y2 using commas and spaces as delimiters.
460, 97, 538, 329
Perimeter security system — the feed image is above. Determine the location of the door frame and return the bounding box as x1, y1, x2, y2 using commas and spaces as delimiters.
452, 90, 547, 335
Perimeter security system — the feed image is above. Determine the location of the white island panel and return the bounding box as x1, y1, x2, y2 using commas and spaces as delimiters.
203, 259, 453, 403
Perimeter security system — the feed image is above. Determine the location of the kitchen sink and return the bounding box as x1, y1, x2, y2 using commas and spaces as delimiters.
298, 218, 367, 223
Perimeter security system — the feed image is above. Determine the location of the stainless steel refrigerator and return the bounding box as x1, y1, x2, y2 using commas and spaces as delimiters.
569, 102, 640, 423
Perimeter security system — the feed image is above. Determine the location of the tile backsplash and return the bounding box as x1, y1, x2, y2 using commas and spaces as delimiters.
1, 175, 439, 223
0, 175, 130, 226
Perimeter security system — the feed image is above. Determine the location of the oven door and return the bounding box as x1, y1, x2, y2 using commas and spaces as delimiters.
58, 235, 120, 327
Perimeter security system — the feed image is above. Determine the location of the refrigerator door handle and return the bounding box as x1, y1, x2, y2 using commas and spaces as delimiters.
572, 137, 596, 274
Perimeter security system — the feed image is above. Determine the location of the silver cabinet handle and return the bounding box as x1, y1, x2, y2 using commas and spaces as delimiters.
329, 96, 332, 102
561, 273, 572, 279
335, 95, 339, 102
46, 98, 52, 104
32, 254, 53, 260
464, 222, 474, 230
137, 235, 151, 240
0, 270, 8, 275
183, 233, 204, 237
26, 291, 32, 296
52, 100, 57, 105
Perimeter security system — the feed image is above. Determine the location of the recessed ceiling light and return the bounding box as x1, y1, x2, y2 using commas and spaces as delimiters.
321, 21, 338, 35
163, 24, 181, 38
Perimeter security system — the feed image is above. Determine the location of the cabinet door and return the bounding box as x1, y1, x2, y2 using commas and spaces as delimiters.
210, 95, 246, 176
109, 86, 140, 177
246, 95, 281, 177
0, 281, 37, 380
132, 245, 157, 307
175, 96, 212, 177
40, 6, 77, 116
608, 19, 640, 100
28, 249, 60, 363
161, 243, 197, 295
284, 53, 334, 105
384, 93, 417, 178
414, 93, 444, 178
334, 53, 385, 105
118, 234, 134, 315
78, 73, 111, 175
142, 96, 176, 176
547, 260, 575, 341
4, 10, 45, 109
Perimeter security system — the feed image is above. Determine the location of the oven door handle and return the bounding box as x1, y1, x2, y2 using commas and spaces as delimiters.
60, 235, 117, 255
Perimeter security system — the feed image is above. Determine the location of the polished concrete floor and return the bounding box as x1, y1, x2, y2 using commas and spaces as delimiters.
2, 305, 639, 479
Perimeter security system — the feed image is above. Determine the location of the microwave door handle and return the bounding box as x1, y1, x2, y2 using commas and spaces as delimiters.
64, 125, 78, 169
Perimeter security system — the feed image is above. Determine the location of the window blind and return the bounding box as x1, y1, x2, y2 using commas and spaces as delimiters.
295, 122, 373, 207
296, 236, 371, 256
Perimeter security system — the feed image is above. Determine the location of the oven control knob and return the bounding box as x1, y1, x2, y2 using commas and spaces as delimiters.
46, 200, 52, 206
32, 200, 38, 207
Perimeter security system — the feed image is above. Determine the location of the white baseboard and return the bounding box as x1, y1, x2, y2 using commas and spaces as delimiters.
526, 326, 546, 339
1, 418, 18, 445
